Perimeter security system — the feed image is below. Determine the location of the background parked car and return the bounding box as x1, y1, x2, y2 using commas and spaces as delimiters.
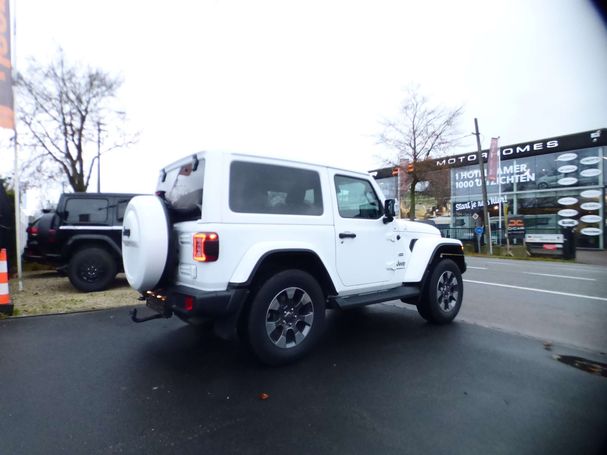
24, 192, 140, 292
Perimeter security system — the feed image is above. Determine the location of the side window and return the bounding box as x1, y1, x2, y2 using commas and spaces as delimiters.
334, 175, 382, 219
229, 161, 323, 215
116, 200, 129, 222
65, 198, 109, 224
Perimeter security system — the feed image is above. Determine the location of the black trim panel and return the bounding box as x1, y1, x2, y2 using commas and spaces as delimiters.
331, 285, 420, 309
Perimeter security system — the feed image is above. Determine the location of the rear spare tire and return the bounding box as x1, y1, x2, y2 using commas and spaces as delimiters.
122, 195, 171, 292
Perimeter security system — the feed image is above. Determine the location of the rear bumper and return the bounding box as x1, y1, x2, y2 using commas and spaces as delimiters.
138, 285, 249, 338
166, 285, 249, 319
138, 286, 249, 330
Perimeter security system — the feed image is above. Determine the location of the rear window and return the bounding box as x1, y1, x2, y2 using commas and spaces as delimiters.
229, 161, 323, 215
65, 198, 108, 224
158, 157, 205, 218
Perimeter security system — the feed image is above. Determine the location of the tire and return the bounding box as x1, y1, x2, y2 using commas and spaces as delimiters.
121, 195, 171, 292
417, 259, 463, 324
246, 270, 325, 365
68, 247, 118, 292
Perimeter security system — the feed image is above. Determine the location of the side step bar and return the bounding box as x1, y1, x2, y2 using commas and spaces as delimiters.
331, 285, 420, 310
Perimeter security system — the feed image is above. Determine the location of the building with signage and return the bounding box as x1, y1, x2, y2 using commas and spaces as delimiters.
372, 128, 607, 249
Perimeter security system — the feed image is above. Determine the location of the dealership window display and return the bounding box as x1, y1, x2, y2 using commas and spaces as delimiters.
374, 129, 606, 249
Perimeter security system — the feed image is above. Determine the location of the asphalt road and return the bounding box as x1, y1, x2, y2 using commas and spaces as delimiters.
1, 287, 606, 454
459, 256, 607, 353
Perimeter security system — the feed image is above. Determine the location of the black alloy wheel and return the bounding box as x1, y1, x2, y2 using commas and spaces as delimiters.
67, 247, 117, 292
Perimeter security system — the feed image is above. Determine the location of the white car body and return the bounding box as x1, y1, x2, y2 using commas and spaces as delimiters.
123, 150, 466, 364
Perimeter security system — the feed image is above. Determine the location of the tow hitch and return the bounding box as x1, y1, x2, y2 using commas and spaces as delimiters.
130, 292, 173, 323
130, 308, 167, 323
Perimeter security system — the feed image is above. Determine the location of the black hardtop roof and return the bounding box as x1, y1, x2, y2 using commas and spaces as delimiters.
60, 192, 143, 199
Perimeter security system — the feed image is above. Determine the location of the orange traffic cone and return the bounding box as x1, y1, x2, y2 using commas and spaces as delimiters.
0, 248, 13, 315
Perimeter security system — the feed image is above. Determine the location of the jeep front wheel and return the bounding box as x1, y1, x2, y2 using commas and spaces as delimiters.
68, 247, 118, 292
417, 259, 463, 324
247, 270, 325, 365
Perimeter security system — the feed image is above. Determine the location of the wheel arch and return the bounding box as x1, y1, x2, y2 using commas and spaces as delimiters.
63, 235, 121, 261
230, 249, 338, 298
404, 238, 466, 284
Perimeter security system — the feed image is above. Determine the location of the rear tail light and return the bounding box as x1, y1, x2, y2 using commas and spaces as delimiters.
184, 295, 194, 312
28, 226, 39, 236
193, 232, 219, 262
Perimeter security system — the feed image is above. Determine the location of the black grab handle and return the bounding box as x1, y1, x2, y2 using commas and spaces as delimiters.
339, 232, 357, 239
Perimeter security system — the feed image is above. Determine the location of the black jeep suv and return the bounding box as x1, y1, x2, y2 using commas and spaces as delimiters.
24, 193, 140, 292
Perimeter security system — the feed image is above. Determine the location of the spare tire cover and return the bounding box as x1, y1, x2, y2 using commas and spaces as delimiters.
122, 195, 170, 292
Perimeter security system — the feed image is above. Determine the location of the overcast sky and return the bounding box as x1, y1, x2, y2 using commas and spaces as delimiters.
2, 0, 607, 210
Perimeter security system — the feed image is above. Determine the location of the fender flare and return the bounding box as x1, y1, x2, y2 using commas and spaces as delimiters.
403, 237, 465, 284
229, 242, 337, 291
63, 234, 122, 258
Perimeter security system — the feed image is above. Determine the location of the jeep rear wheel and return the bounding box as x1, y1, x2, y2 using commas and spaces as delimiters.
68, 247, 117, 292
246, 270, 325, 365
417, 259, 463, 324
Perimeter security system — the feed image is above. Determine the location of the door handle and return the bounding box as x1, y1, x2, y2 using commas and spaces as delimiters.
339, 232, 357, 239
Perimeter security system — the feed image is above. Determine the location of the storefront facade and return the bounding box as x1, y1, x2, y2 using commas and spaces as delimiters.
373, 129, 607, 249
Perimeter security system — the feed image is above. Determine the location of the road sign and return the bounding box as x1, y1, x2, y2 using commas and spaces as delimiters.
474, 226, 484, 235
472, 213, 479, 220
507, 216, 526, 239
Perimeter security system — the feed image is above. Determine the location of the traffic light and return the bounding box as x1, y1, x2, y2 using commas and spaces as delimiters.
406, 163, 414, 174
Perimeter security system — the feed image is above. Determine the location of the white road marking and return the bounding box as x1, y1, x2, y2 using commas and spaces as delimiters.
467, 266, 488, 270
463, 279, 607, 302
467, 260, 604, 274
537, 265, 606, 273
526, 272, 595, 281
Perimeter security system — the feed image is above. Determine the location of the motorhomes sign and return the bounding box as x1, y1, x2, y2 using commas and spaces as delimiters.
434, 130, 606, 169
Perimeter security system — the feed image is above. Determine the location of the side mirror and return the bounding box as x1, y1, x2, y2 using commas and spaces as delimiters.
383, 199, 396, 224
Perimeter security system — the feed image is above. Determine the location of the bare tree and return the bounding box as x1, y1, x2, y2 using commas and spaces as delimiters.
378, 87, 463, 220
15, 50, 137, 192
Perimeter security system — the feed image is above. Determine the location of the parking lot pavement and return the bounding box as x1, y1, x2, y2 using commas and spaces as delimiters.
1, 305, 606, 454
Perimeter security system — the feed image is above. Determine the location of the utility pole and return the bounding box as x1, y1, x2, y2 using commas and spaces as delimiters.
96, 121, 101, 193
474, 118, 492, 255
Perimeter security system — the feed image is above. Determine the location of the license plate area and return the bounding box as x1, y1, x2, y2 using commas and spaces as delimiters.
145, 293, 170, 316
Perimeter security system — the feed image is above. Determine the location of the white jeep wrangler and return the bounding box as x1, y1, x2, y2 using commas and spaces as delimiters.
122, 151, 466, 364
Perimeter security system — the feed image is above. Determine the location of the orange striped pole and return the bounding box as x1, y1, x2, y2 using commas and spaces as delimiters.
0, 248, 13, 315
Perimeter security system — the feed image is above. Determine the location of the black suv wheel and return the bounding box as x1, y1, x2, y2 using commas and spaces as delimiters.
68, 247, 118, 292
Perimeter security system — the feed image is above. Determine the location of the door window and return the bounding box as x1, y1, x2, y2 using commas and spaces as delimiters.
334, 175, 382, 219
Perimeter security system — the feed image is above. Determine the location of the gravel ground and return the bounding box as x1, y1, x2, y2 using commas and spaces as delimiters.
5, 271, 140, 317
